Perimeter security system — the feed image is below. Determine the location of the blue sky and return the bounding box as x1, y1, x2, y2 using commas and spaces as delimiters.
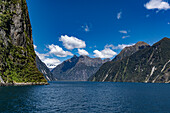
26, 0, 170, 68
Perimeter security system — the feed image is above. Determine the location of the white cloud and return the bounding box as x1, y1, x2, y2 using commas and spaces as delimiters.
59, 35, 86, 50
43, 58, 61, 69
82, 25, 90, 32
144, 0, 170, 10
34, 45, 37, 49
35, 51, 61, 69
48, 44, 73, 57
168, 22, 170, 24
105, 43, 135, 50
117, 12, 122, 19
78, 49, 89, 55
122, 35, 130, 39
119, 30, 127, 34
35, 51, 49, 60
93, 48, 117, 58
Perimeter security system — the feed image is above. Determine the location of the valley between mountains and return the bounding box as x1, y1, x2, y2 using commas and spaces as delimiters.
38, 38, 170, 83
0, 0, 169, 85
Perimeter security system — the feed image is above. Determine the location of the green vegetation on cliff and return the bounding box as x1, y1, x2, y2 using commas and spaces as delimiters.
89, 38, 170, 83
0, 0, 47, 83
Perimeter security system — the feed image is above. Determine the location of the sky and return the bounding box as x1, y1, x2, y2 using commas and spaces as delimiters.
26, 0, 170, 68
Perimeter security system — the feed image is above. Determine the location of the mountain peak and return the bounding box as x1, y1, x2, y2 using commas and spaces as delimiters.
113, 41, 150, 61
153, 37, 170, 47
79, 55, 90, 58
135, 41, 149, 46
89, 37, 170, 83
159, 37, 170, 42
162, 37, 170, 40
52, 55, 106, 81
73, 55, 78, 58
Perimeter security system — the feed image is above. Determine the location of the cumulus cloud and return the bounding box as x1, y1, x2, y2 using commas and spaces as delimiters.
105, 43, 135, 50
34, 45, 64, 69
48, 44, 73, 57
119, 30, 128, 34
35, 51, 49, 60
93, 42, 135, 58
34, 45, 37, 49
144, 0, 170, 10
122, 35, 130, 39
59, 35, 86, 50
78, 49, 89, 55
93, 48, 117, 58
35, 51, 61, 69
117, 12, 122, 19
43, 58, 61, 69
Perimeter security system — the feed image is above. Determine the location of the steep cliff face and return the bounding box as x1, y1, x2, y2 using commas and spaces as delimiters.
52, 55, 110, 81
0, 0, 47, 83
89, 38, 170, 83
36, 55, 56, 81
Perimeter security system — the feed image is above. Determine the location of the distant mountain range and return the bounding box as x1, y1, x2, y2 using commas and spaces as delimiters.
89, 38, 170, 83
36, 56, 56, 81
2, 0, 169, 85
52, 55, 110, 81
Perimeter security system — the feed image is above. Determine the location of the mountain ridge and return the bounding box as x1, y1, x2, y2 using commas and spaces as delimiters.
52, 55, 110, 81
113, 41, 150, 61
36, 55, 56, 81
89, 38, 170, 83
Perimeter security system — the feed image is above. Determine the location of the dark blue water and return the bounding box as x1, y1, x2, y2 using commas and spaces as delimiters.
0, 82, 170, 113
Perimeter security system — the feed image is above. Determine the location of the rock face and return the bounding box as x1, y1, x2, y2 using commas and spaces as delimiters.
89, 38, 170, 83
52, 55, 110, 81
0, 0, 47, 83
113, 41, 150, 61
36, 55, 56, 81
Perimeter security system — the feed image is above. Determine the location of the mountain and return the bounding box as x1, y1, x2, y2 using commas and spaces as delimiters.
0, 0, 47, 84
52, 55, 110, 81
36, 55, 56, 81
89, 38, 170, 83
113, 41, 150, 61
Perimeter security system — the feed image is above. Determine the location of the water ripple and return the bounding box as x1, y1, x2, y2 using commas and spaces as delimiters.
0, 82, 170, 113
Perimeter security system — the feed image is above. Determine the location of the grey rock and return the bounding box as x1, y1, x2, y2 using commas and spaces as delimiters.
0, 0, 47, 83
36, 55, 56, 81
89, 38, 170, 83
52, 55, 110, 81
113, 41, 150, 61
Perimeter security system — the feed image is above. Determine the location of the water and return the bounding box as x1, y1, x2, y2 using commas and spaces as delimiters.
0, 82, 170, 113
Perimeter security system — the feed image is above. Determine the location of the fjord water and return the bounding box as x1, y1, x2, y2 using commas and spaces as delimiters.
0, 82, 170, 113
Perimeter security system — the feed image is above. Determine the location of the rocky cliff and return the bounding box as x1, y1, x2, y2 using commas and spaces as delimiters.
52, 55, 110, 81
113, 41, 150, 61
89, 38, 170, 83
0, 0, 47, 83
36, 55, 56, 81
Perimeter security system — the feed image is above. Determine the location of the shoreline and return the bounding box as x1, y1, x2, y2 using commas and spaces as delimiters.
0, 82, 49, 86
